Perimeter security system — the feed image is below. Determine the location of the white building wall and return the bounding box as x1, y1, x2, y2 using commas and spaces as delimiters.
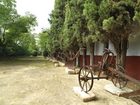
94, 42, 104, 55
94, 41, 116, 56
127, 35, 140, 56
106, 35, 140, 56
80, 50, 83, 55
80, 48, 90, 55
109, 41, 116, 55
82, 34, 140, 56
86, 48, 90, 55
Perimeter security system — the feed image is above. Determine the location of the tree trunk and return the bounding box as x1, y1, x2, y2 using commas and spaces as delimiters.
115, 38, 128, 70
83, 47, 86, 66
75, 56, 80, 67
2, 27, 6, 43
116, 52, 121, 67
89, 43, 94, 66
121, 38, 128, 68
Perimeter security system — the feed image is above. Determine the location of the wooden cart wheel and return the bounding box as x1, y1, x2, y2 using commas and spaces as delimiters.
111, 65, 128, 88
78, 66, 93, 93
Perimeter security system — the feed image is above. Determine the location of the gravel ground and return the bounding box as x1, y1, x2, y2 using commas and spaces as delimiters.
0, 57, 138, 105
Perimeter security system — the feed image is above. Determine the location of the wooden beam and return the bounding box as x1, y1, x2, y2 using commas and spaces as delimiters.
108, 67, 140, 84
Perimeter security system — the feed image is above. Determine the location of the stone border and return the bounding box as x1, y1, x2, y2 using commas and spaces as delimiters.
73, 86, 96, 102
104, 84, 133, 96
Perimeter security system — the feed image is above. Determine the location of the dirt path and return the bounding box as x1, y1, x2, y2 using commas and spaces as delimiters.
0, 57, 138, 105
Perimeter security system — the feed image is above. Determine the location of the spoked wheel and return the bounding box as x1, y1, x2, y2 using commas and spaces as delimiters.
111, 65, 128, 88
78, 66, 93, 93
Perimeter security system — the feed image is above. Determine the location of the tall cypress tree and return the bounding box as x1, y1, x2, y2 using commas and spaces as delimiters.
62, 0, 87, 52
49, 0, 67, 55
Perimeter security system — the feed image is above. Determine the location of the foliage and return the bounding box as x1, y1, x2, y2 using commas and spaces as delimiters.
83, 0, 100, 45
100, 0, 140, 66
0, 0, 17, 26
0, 0, 38, 56
40, 0, 140, 67
39, 29, 51, 54
47, 0, 87, 56
48, 0, 67, 55
62, 1, 81, 51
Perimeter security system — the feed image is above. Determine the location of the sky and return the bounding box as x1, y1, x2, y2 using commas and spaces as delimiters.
16, 0, 55, 33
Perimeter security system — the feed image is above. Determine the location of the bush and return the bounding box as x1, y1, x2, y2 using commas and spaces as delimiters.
32, 50, 38, 57
43, 50, 48, 58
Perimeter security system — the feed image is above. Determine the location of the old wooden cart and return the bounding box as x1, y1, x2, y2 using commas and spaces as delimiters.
78, 48, 130, 93
55, 48, 140, 93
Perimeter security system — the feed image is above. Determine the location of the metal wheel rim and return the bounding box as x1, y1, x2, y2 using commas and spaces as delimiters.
78, 66, 93, 93
112, 75, 128, 88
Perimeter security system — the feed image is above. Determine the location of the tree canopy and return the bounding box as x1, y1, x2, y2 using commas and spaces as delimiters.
40, 0, 140, 66
0, 0, 38, 56
101, 0, 140, 66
